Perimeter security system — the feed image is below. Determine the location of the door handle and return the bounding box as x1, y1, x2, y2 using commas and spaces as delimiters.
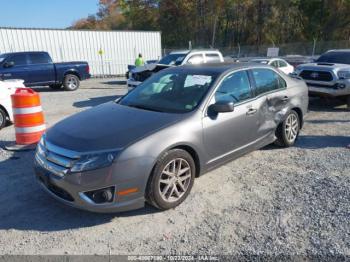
246, 108, 257, 115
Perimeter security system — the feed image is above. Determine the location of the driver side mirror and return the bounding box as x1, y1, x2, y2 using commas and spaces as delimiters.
208, 100, 234, 114
3, 61, 14, 68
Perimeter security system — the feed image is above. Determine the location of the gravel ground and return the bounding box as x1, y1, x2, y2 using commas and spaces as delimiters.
0, 78, 349, 258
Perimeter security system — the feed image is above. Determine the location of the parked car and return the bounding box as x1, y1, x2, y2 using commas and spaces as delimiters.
34, 63, 308, 213
0, 79, 26, 129
127, 49, 224, 89
125, 59, 159, 79
250, 58, 294, 74
0, 51, 90, 91
294, 49, 350, 106
283, 55, 315, 68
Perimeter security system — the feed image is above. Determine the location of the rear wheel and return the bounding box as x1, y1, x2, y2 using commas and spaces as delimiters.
63, 74, 80, 91
275, 110, 300, 147
0, 108, 8, 130
146, 149, 195, 210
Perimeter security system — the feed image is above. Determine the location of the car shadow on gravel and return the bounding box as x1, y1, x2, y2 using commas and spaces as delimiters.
73, 95, 122, 108
262, 135, 350, 150
0, 145, 159, 232
295, 135, 350, 149
101, 80, 127, 85
308, 97, 349, 112
31, 87, 65, 93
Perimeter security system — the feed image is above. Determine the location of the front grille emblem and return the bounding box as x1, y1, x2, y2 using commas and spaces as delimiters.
310, 72, 319, 78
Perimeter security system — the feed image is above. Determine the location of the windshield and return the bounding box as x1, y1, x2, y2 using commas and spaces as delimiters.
119, 71, 218, 113
0, 54, 6, 63
158, 53, 187, 66
316, 51, 350, 65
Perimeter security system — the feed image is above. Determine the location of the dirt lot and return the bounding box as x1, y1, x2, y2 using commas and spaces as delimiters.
0, 78, 349, 257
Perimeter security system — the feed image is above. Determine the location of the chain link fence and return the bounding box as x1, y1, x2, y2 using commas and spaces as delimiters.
163, 40, 350, 58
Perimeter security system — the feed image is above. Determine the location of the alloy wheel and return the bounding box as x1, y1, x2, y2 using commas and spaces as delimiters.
0, 112, 4, 128
158, 158, 192, 203
285, 113, 299, 143
67, 77, 77, 89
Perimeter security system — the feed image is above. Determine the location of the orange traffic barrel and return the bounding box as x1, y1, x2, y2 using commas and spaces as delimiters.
11, 88, 46, 145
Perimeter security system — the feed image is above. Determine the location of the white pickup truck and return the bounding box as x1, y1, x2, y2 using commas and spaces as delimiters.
0, 79, 25, 129
295, 49, 350, 107
127, 49, 224, 89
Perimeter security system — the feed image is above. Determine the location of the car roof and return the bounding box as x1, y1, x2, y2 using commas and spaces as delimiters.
327, 49, 350, 52
163, 62, 272, 75
169, 49, 220, 55
0, 51, 46, 56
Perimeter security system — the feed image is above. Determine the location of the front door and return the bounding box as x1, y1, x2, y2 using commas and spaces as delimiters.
203, 69, 259, 164
0, 54, 29, 82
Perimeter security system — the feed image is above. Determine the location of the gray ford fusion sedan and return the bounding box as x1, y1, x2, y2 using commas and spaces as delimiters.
34, 63, 308, 213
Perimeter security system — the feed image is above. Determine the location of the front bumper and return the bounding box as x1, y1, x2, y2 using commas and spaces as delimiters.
305, 80, 350, 97
34, 157, 145, 213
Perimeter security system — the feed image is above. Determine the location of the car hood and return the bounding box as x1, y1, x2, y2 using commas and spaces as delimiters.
298, 62, 350, 71
131, 64, 172, 74
46, 102, 183, 152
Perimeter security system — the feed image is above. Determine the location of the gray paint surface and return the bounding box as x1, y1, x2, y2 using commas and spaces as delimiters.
35, 63, 309, 212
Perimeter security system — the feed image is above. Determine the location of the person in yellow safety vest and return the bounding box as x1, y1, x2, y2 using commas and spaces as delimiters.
135, 53, 144, 67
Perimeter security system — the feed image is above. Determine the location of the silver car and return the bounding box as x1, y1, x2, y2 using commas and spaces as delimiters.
34, 63, 308, 213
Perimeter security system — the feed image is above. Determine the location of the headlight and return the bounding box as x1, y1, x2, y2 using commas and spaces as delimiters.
128, 72, 133, 79
70, 151, 120, 173
337, 71, 350, 79
293, 67, 302, 75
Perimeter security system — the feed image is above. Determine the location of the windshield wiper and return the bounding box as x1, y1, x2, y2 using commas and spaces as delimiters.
127, 104, 164, 112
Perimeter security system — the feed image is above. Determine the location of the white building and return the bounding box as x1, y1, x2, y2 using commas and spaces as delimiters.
0, 27, 162, 76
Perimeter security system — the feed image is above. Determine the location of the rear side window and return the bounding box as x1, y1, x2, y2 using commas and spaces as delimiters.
215, 70, 252, 103
187, 54, 204, 64
29, 53, 51, 64
278, 60, 288, 67
252, 69, 286, 95
270, 60, 279, 68
8, 54, 28, 66
205, 53, 221, 63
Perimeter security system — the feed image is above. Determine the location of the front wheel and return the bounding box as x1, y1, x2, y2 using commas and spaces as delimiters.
0, 107, 8, 130
275, 110, 300, 147
146, 149, 195, 210
63, 74, 80, 91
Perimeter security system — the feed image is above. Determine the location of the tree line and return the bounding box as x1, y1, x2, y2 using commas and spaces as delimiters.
71, 0, 350, 48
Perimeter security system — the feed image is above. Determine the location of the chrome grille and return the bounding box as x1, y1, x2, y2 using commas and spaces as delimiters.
300, 70, 333, 82
36, 140, 80, 177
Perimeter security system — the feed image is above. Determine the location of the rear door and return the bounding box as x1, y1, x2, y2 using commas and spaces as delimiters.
249, 68, 289, 140
27, 53, 55, 85
1, 54, 29, 82
203, 69, 259, 164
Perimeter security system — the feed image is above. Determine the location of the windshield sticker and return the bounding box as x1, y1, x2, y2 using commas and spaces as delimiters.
185, 75, 212, 87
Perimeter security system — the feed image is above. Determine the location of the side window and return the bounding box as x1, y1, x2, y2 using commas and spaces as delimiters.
215, 70, 252, 103
29, 53, 51, 64
187, 54, 204, 64
252, 69, 286, 95
205, 53, 221, 63
278, 60, 287, 68
270, 60, 279, 68
8, 54, 28, 66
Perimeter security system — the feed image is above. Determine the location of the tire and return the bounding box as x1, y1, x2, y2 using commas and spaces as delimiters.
63, 74, 80, 91
0, 107, 8, 130
49, 84, 62, 90
275, 110, 300, 147
146, 149, 196, 210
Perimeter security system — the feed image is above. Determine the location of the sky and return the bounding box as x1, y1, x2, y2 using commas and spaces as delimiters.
0, 0, 99, 29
